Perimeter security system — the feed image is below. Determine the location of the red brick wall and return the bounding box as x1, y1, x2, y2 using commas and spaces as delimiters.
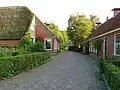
0, 40, 20, 45
97, 30, 120, 57
35, 17, 46, 41
35, 16, 60, 51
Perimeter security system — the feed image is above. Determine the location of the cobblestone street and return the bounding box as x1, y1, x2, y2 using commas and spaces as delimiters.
0, 51, 107, 90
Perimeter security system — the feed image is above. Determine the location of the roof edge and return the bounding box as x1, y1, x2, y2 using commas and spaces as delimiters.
88, 27, 120, 41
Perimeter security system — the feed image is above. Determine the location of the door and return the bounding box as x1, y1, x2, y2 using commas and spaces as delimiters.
103, 37, 107, 58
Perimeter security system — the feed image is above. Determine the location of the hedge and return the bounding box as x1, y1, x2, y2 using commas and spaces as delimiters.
110, 72, 120, 90
99, 60, 120, 90
112, 60, 120, 68
0, 52, 51, 80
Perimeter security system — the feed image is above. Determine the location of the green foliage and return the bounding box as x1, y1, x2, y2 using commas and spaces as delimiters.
0, 52, 51, 80
67, 14, 100, 48
12, 51, 20, 56
99, 59, 120, 90
67, 14, 93, 46
15, 46, 30, 54
0, 47, 12, 57
92, 39, 101, 49
90, 15, 100, 28
112, 60, 120, 68
110, 72, 120, 90
44, 22, 59, 34
20, 32, 33, 47
30, 40, 45, 52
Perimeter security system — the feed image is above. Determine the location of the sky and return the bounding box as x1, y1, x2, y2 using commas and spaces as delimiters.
0, 0, 120, 30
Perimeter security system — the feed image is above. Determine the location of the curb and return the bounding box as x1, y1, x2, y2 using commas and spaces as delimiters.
101, 73, 111, 90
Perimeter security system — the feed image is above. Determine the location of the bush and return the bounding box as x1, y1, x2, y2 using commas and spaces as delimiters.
110, 72, 120, 90
0, 52, 51, 80
0, 47, 12, 57
20, 32, 33, 47
16, 46, 30, 54
12, 51, 20, 56
111, 60, 120, 68
103, 61, 120, 83
99, 59, 120, 90
30, 40, 45, 52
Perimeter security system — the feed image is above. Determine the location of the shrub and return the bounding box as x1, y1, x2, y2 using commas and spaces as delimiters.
99, 59, 120, 90
12, 51, 20, 56
103, 61, 120, 83
20, 32, 33, 47
111, 60, 120, 68
0, 52, 51, 80
110, 72, 120, 90
0, 47, 12, 57
16, 46, 30, 54
30, 40, 45, 52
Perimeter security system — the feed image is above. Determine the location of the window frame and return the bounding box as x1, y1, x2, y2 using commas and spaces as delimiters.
44, 38, 52, 50
114, 33, 120, 56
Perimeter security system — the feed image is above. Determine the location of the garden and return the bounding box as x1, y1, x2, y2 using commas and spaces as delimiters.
0, 32, 51, 80
99, 56, 120, 90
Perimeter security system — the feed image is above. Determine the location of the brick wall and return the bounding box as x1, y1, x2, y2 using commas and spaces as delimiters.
0, 40, 20, 45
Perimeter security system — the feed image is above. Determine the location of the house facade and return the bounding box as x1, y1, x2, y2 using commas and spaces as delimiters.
88, 8, 120, 57
0, 6, 60, 52
35, 16, 60, 52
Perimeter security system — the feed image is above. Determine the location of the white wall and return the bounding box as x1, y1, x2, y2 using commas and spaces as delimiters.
54, 38, 58, 50
29, 15, 36, 43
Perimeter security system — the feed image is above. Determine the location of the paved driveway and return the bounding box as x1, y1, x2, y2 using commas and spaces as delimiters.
0, 51, 106, 90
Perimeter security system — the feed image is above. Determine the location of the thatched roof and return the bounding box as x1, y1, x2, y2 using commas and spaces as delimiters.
0, 6, 34, 40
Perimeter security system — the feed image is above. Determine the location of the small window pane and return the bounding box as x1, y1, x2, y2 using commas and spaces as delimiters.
45, 39, 52, 49
115, 34, 120, 55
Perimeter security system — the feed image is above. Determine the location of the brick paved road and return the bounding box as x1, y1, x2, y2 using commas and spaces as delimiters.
0, 51, 107, 90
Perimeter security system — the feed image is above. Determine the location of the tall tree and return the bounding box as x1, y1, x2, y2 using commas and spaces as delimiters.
67, 14, 93, 46
90, 15, 100, 28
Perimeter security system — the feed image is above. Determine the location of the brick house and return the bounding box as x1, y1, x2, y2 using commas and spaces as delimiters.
0, 6, 60, 52
88, 8, 120, 57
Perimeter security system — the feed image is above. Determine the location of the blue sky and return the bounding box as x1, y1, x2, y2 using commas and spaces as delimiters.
0, 0, 120, 30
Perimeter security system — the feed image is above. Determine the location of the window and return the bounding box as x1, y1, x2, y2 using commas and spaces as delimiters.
89, 42, 92, 52
114, 34, 120, 55
45, 39, 52, 50
89, 42, 97, 53
31, 38, 35, 44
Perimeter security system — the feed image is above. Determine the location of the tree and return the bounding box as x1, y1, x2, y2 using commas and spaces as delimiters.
44, 22, 59, 34
89, 15, 100, 28
20, 32, 33, 47
67, 14, 93, 47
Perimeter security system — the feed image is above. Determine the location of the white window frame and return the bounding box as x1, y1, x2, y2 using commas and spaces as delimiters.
103, 37, 107, 58
44, 38, 52, 50
114, 33, 120, 56
89, 42, 92, 52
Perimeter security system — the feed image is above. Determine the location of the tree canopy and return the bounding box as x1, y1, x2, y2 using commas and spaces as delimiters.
67, 14, 93, 46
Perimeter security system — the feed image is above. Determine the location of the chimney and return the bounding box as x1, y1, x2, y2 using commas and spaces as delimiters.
96, 22, 101, 27
112, 8, 120, 16
106, 16, 109, 21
